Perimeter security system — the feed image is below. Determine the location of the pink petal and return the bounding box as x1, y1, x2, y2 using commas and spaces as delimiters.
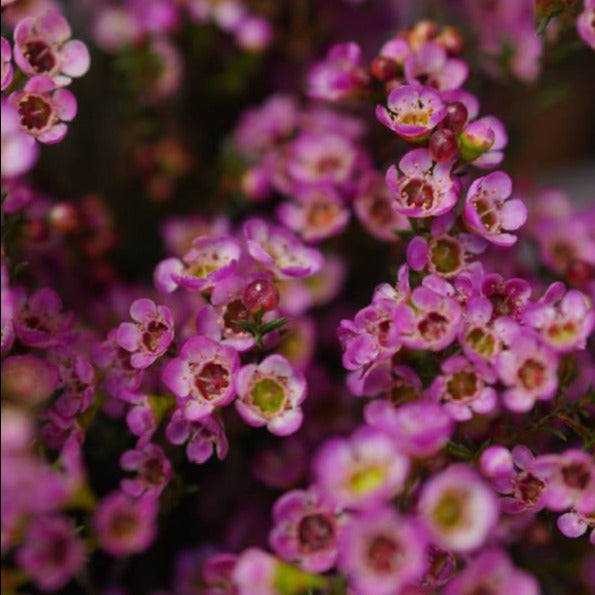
52, 88, 77, 121
60, 40, 90, 78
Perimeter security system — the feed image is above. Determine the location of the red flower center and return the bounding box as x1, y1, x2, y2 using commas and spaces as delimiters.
24, 40, 57, 73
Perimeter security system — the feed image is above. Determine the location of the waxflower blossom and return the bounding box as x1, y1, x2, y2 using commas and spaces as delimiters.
243, 219, 324, 280
428, 355, 497, 421
93, 491, 158, 557
13, 10, 90, 85
557, 509, 595, 545
418, 464, 499, 552
577, 0, 595, 50
16, 515, 85, 592
404, 41, 468, 90
154, 235, 241, 293
338, 507, 428, 595
496, 332, 559, 412
386, 148, 459, 217
463, 171, 527, 246
376, 85, 446, 141
165, 410, 229, 464
116, 298, 174, 369
9, 74, 77, 143
444, 548, 539, 595
162, 335, 239, 421
235, 354, 307, 436
120, 442, 172, 497
458, 119, 495, 162
269, 488, 342, 573
1, 100, 39, 178
313, 425, 410, 510
1, 37, 13, 90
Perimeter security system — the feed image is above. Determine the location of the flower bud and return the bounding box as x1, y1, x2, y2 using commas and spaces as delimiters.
459, 121, 495, 162
429, 129, 459, 163
371, 56, 399, 82
243, 279, 280, 313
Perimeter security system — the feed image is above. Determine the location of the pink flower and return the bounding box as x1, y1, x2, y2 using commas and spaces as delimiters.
496, 332, 558, 412
577, 0, 595, 50
120, 442, 172, 497
93, 491, 158, 557
9, 74, 77, 143
161, 336, 239, 421
376, 84, 446, 141
313, 425, 410, 510
418, 464, 499, 552
386, 148, 459, 217
1, 100, 39, 178
165, 409, 229, 464
235, 354, 306, 436
557, 509, 595, 545
16, 515, 85, 592
269, 488, 342, 573
338, 507, 428, 595
404, 42, 468, 90
1, 37, 13, 90
463, 171, 527, 246
116, 298, 174, 369
13, 10, 90, 85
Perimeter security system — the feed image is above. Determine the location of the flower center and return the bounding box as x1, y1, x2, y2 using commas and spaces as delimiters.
397, 108, 430, 127
401, 179, 435, 210
348, 465, 386, 494
561, 463, 590, 490
434, 492, 464, 529
110, 510, 139, 538
18, 94, 52, 131
446, 370, 478, 401
223, 299, 250, 335
547, 321, 576, 344
140, 456, 166, 486
473, 198, 499, 232
251, 378, 286, 414
367, 536, 401, 574
142, 320, 168, 352
24, 40, 57, 73
418, 312, 449, 341
516, 472, 545, 505
518, 359, 545, 390
297, 513, 334, 552
194, 362, 229, 400
307, 201, 339, 228
430, 237, 462, 275
466, 327, 495, 357
389, 383, 420, 406
316, 155, 342, 175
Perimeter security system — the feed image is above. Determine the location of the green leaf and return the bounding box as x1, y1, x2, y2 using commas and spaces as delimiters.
260, 317, 289, 335
230, 320, 256, 333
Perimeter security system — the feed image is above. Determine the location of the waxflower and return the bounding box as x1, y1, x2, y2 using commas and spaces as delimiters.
13, 10, 90, 85
471, 115, 508, 169
364, 399, 453, 457
444, 548, 539, 595
154, 235, 241, 293
93, 491, 158, 557
1, 100, 39, 179
418, 464, 498, 552
9, 74, 77, 143
120, 442, 172, 497
376, 84, 446, 141
16, 515, 85, 592
307, 42, 370, 101
277, 184, 350, 243
496, 332, 559, 412
269, 488, 342, 573
313, 425, 410, 510
386, 148, 459, 217
1, 354, 58, 406
235, 354, 307, 436
428, 355, 497, 421
1, 37, 13, 90
577, 0, 595, 50
162, 335, 239, 421
116, 298, 174, 369
558, 509, 595, 545
338, 507, 428, 595
243, 219, 324, 279
458, 119, 495, 162
165, 410, 229, 465
463, 171, 527, 246
404, 41, 468, 90
481, 273, 532, 320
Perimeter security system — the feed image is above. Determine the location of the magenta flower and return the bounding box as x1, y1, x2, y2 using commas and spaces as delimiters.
269, 488, 342, 573
93, 491, 158, 557
243, 219, 324, 279
463, 171, 527, 246
557, 509, 595, 545
496, 332, 558, 412
480, 445, 549, 514
1, 37, 13, 90
444, 548, 539, 595
418, 464, 499, 552
195, 298, 255, 352
481, 273, 532, 320
404, 42, 468, 90
13, 10, 90, 85
1, 354, 58, 406
577, 0, 595, 50
386, 148, 459, 217
364, 399, 453, 457
307, 42, 370, 101
522, 286, 594, 353
428, 355, 497, 421
13, 286, 74, 348
1, 100, 39, 178
16, 515, 85, 592
534, 449, 595, 514
9, 74, 77, 143
120, 442, 172, 497
235, 354, 306, 436
338, 507, 427, 595
376, 84, 446, 141
313, 425, 410, 510
154, 235, 241, 293
116, 298, 174, 369
277, 184, 350, 243
161, 336, 239, 421
165, 409, 229, 464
